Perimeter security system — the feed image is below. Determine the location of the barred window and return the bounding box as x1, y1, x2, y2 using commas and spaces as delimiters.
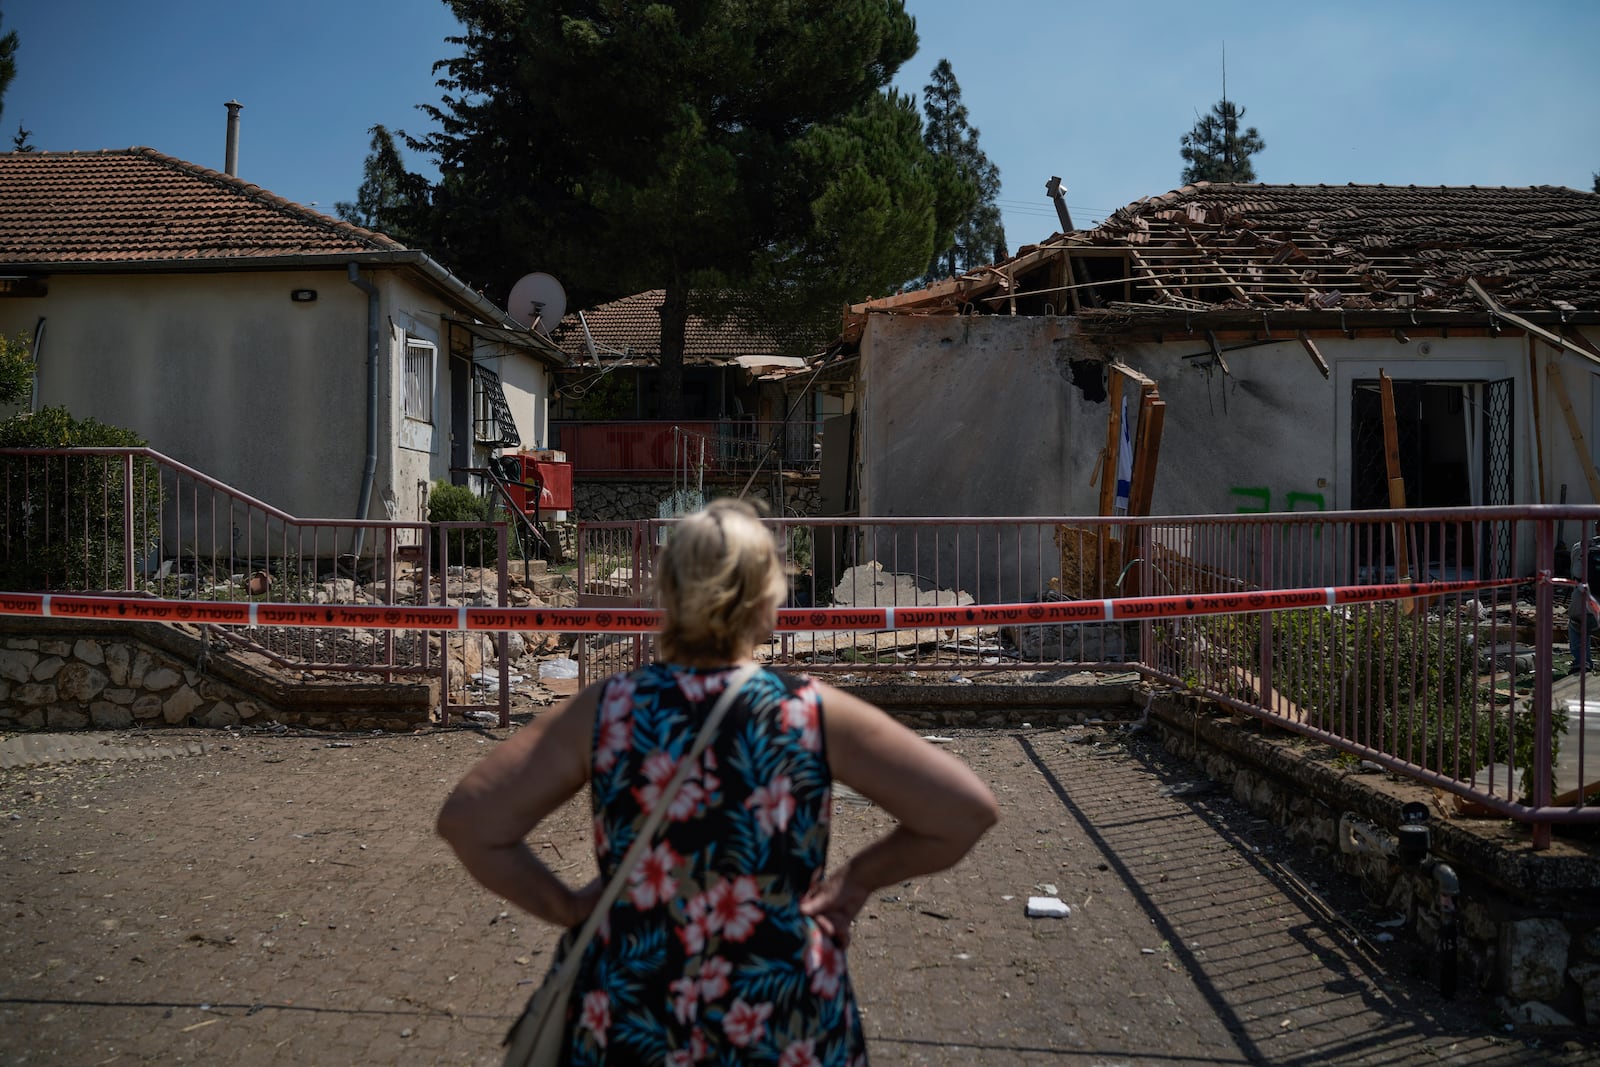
472, 363, 521, 449
404, 339, 435, 423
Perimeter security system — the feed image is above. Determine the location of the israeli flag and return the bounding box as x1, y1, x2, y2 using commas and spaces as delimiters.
1114, 395, 1133, 513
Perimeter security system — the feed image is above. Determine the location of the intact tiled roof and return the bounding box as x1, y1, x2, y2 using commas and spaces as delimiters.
551, 289, 817, 367
859, 183, 1600, 328
0, 148, 406, 264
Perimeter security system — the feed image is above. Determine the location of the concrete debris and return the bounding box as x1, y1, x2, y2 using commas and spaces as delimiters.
1025, 896, 1070, 919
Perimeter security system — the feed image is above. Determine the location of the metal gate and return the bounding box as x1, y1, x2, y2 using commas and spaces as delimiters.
1482, 376, 1514, 577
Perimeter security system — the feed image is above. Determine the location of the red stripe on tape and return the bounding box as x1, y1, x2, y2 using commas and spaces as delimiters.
0, 575, 1527, 632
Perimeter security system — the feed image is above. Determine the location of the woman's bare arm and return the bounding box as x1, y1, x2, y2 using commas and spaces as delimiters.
435, 683, 602, 927
800, 682, 999, 945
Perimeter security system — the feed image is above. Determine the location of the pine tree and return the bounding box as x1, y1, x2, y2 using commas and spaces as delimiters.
0, 8, 18, 127
409, 0, 972, 416
919, 59, 1004, 282
1180, 99, 1265, 184
335, 125, 431, 242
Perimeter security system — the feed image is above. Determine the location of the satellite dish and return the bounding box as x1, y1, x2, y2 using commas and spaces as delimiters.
506, 272, 567, 334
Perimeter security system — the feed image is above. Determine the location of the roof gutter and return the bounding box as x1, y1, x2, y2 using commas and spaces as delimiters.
347, 263, 380, 553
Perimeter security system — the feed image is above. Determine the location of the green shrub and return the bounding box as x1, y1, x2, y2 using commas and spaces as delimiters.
0, 332, 31, 407
0, 407, 161, 591
1181, 602, 1566, 799
426, 480, 497, 567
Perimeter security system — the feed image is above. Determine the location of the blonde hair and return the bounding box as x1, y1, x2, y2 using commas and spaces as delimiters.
655, 498, 786, 664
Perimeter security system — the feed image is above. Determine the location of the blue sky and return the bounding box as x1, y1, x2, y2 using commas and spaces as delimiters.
6, 0, 1599, 261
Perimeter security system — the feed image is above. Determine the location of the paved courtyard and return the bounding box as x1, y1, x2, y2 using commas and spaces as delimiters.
2, 718, 1596, 1066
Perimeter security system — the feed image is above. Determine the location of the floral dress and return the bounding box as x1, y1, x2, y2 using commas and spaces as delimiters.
554, 663, 867, 1066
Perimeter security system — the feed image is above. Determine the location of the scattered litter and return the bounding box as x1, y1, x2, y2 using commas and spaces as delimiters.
1025, 896, 1070, 918
1036, 883, 1058, 895
325, 742, 353, 749
180, 1018, 219, 1033
921, 735, 956, 744
954, 952, 971, 960
1158, 781, 1211, 798
1021, 722, 1033, 729
1140, 947, 1157, 955
1000, 895, 1014, 902
463, 710, 499, 725
1375, 932, 1395, 943
472, 671, 526, 687
539, 658, 579, 680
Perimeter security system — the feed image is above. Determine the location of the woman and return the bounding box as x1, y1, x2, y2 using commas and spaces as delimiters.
437, 498, 999, 1065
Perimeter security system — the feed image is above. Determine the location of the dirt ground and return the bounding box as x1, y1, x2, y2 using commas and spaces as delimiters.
3, 703, 1599, 1066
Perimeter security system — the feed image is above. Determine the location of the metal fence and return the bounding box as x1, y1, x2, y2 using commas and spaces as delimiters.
0, 447, 511, 724
4, 447, 1597, 838
570, 509, 1598, 842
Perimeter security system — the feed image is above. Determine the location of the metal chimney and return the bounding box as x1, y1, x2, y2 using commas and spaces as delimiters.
224, 100, 243, 176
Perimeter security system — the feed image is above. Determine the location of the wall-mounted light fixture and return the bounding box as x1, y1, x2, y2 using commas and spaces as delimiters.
290, 289, 317, 303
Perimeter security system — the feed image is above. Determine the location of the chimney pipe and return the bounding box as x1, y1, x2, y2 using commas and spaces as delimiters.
1044, 176, 1075, 233
224, 100, 243, 177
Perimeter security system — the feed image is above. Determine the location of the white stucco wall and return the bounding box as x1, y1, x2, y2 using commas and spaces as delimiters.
493, 346, 553, 452
0, 267, 484, 526
855, 316, 1600, 517
856, 314, 1600, 587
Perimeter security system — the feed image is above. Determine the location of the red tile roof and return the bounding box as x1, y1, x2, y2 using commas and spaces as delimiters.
0, 148, 405, 264
860, 182, 1600, 326
551, 290, 818, 366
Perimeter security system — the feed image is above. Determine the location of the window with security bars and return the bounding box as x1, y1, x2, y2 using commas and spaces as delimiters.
472, 364, 521, 449
404, 339, 435, 423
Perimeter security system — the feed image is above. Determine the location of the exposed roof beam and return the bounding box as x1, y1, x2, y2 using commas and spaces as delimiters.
1467, 278, 1600, 370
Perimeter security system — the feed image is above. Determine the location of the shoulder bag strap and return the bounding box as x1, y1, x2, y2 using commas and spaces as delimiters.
541, 662, 760, 980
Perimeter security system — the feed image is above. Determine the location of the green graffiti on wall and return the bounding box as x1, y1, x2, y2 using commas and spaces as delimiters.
1229, 487, 1327, 538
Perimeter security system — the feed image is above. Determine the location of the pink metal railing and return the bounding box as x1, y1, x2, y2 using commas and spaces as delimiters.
569, 509, 1598, 840
4, 446, 1595, 836
0, 447, 510, 724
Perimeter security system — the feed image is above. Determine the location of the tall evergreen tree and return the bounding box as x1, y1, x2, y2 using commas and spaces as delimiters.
1180, 99, 1265, 183
335, 125, 431, 242
411, 0, 972, 416
0, 7, 19, 126
919, 58, 1004, 282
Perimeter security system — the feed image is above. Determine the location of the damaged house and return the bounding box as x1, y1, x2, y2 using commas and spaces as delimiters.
837, 182, 1600, 579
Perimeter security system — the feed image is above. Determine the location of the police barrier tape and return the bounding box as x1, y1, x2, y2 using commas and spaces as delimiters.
0, 576, 1523, 634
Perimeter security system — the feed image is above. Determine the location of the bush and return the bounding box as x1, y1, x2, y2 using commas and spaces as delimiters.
0, 407, 162, 591
0, 332, 31, 407
426, 480, 497, 567
1258, 603, 1564, 797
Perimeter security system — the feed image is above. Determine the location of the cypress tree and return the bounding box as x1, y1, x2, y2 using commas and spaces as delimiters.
920, 58, 1004, 281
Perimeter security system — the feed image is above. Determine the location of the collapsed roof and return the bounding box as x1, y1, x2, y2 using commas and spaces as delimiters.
851, 182, 1600, 338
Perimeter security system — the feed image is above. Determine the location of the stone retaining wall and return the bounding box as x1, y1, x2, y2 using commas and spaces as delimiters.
1145, 690, 1600, 1028
0, 619, 430, 732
